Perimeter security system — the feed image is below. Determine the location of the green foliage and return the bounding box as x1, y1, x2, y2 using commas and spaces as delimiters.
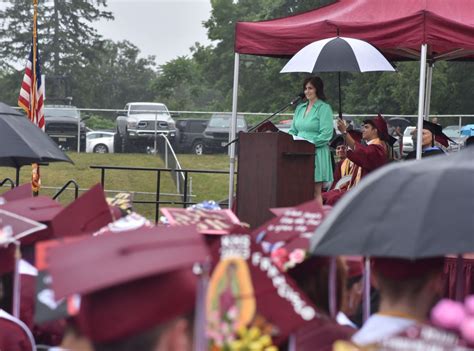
72, 40, 157, 109
0, 0, 113, 73
1, 0, 474, 122
85, 115, 115, 130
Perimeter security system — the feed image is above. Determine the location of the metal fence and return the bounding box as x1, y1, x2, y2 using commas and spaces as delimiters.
90, 165, 233, 222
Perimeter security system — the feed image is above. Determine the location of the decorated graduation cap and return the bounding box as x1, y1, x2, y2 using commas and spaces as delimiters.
205, 222, 320, 349
372, 257, 445, 280
47, 225, 208, 343
423, 120, 454, 147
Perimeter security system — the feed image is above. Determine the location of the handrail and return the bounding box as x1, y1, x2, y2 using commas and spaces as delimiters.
0, 178, 15, 189
90, 165, 235, 222
53, 179, 79, 200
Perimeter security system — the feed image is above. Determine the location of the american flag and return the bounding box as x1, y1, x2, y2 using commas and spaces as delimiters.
18, 43, 45, 130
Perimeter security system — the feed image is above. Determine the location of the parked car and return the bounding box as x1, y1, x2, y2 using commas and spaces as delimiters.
86, 131, 115, 153
175, 118, 208, 155
443, 125, 468, 151
203, 113, 247, 153
44, 105, 86, 151
402, 126, 416, 155
114, 102, 177, 153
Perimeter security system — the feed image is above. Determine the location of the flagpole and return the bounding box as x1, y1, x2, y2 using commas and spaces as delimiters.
31, 0, 40, 196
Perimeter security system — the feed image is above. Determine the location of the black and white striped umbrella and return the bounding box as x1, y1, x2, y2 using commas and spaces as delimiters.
281, 36, 395, 73
281, 37, 395, 118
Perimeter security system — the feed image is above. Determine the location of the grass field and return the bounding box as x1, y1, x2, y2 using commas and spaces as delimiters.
0, 152, 232, 221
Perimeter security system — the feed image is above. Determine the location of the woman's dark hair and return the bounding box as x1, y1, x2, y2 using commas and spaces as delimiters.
303, 76, 326, 101
288, 256, 346, 315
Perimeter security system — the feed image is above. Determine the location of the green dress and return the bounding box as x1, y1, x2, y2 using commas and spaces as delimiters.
289, 99, 334, 182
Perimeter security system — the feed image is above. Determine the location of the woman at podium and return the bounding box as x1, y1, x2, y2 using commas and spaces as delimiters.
289, 76, 334, 204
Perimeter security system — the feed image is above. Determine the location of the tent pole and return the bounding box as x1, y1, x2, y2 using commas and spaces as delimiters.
416, 44, 428, 160
228, 53, 240, 210
424, 63, 433, 120
338, 72, 342, 119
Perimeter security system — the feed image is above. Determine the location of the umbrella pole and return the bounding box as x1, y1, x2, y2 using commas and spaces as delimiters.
362, 257, 371, 322
15, 167, 20, 187
338, 72, 342, 119
328, 257, 337, 318
455, 254, 465, 301
12, 242, 21, 318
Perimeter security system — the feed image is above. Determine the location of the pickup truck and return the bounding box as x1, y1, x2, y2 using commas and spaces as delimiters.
44, 105, 86, 151
114, 102, 177, 153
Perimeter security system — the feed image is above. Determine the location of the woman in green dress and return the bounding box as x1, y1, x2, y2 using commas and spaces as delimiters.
289, 76, 334, 204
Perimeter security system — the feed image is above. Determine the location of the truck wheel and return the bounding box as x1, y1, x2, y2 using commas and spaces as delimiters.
114, 133, 122, 153
121, 133, 130, 153
192, 141, 204, 155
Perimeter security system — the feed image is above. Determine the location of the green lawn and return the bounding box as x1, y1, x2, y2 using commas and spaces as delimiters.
0, 152, 232, 221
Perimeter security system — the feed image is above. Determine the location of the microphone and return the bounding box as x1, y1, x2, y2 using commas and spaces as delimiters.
290, 92, 305, 105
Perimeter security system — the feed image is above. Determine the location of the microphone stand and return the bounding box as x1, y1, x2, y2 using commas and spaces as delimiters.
224, 95, 304, 148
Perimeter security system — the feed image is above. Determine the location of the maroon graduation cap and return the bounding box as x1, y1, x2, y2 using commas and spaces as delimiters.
0, 184, 33, 202
47, 225, 208, 343
0, 196, 63, 245
50, 183, 115, 238
161, 207, 242, 235
252, 199, 327, 270
206, 226, 320, 348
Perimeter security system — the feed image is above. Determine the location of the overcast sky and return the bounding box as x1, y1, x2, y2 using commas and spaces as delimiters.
94, 0, 213, 67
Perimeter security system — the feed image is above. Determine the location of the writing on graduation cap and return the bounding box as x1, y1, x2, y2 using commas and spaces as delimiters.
161, 208, 241, 235
252, 251, 317, 322
267, 210, 322, 234
220, 234, 251, 259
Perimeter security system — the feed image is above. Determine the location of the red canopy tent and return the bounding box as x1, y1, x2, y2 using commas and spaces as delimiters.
225, 0, 474, 199
235, 0, 474, 60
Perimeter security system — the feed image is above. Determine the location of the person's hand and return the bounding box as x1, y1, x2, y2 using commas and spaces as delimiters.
337, 119, 347, 134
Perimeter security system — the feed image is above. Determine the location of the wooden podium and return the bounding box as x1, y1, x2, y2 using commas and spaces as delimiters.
236, 131, 315, 228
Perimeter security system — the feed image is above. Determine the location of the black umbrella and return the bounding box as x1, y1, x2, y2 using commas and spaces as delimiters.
280, 36, 395, 118
310, 147, 474, 259
0, 102, 73, 185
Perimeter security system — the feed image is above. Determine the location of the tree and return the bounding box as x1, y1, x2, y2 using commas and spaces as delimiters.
0, 0, 113, 72
0, 0, 113, 101
153, 0, 336, 113
72, 40, 157, 109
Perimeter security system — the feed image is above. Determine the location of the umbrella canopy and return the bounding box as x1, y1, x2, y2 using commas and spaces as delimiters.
0, 102, 72, 168
461, 124, 474, 137
280, 37, 395, 118
310, 147, 474, 259
280, 37, 395, 74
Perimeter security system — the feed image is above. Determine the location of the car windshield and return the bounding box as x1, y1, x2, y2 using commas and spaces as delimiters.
208, 115, 246, 128
130, 105, 168, 114
44, 107, 80, 118
404, 127, 416, 136
443, 128, 461, 138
